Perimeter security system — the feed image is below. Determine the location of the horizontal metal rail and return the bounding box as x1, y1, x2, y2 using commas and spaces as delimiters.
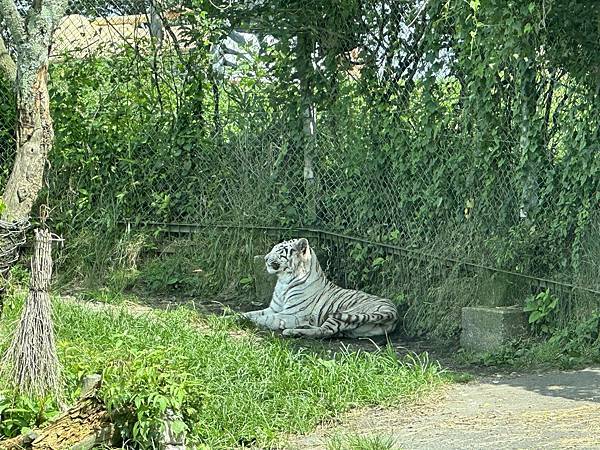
119, 221, 600, 297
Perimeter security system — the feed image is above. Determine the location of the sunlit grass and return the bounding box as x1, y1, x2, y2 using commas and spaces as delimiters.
1, 294, 448, 448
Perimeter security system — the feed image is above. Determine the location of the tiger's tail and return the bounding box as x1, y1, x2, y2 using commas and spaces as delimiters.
332, 309, 397, 325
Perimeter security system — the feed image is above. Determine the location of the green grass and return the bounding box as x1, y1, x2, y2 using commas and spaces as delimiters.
0, 294, 447, 449
75, 287, 132, 305
457, 334, 600, 371
327, 433, 399, 450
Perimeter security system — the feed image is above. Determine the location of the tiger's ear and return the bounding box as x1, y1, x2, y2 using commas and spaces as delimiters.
295, 238, 309, 256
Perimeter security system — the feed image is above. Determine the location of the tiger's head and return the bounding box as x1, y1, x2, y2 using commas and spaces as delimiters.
264, 238, 311, 276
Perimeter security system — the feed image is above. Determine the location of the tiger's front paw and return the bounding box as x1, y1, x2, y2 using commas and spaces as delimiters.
240, 311, 262, 326
282, 328, 302, 337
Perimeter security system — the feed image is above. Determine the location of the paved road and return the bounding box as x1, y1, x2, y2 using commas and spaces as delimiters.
291, 367, 600, 449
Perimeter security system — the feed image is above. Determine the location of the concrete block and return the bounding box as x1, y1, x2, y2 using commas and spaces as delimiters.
461, 306, 528, 353
253, 255, 276, 304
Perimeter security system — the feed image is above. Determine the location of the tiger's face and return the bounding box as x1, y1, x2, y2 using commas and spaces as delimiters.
264, 238, 310, 275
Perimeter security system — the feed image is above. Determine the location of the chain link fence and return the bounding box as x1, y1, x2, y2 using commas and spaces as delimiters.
1, 0, 598, 334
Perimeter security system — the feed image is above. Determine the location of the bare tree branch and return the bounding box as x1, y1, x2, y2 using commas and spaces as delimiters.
0, 0, 25, 46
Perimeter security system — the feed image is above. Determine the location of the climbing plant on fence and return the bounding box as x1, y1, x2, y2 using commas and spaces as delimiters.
0, 0, 595, 335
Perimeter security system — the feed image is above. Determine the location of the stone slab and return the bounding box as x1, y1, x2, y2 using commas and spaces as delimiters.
253, 254, 276, 304
460, 306, 528, 353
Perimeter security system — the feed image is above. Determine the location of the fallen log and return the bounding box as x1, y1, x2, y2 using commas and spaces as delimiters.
0, 375, 118, 450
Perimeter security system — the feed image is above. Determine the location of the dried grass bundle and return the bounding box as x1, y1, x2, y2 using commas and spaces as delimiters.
1, 228, 62, 401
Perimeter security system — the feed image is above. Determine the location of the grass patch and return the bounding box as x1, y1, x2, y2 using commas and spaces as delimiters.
0, 295, 447, 448
76, 287, 134, 305
54, 228, 269, 302
327, 433, 399, 450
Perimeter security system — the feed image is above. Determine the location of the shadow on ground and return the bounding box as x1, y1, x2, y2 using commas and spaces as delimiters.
493, 367, 600, 402
74, 289, 598, 383
115, 290, 510, 377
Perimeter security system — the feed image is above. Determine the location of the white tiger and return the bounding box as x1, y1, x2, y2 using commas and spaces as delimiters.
242, 238, 398, 338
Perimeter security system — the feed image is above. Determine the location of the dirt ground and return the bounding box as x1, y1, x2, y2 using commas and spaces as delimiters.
288, 367, 600, 449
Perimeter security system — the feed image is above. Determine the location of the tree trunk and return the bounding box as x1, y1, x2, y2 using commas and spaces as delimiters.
518, 62, 540, 220
297, 33, 317, 225
0, 54, 54, 316
0, 0, 67, 315
2, 64, 53, 222
0, 0, 68, 220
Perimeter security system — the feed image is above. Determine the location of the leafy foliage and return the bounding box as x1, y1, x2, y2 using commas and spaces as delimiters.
33, 0, 600, 337
0, 393, 59, 439
523, 290, 559, 335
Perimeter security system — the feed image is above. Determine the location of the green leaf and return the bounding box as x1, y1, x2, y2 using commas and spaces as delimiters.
372, 257, 385, 267
170, 419, 188, 435
528, 310, 543, 324
239, 276, 253, 285
156, 395, 168, 413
